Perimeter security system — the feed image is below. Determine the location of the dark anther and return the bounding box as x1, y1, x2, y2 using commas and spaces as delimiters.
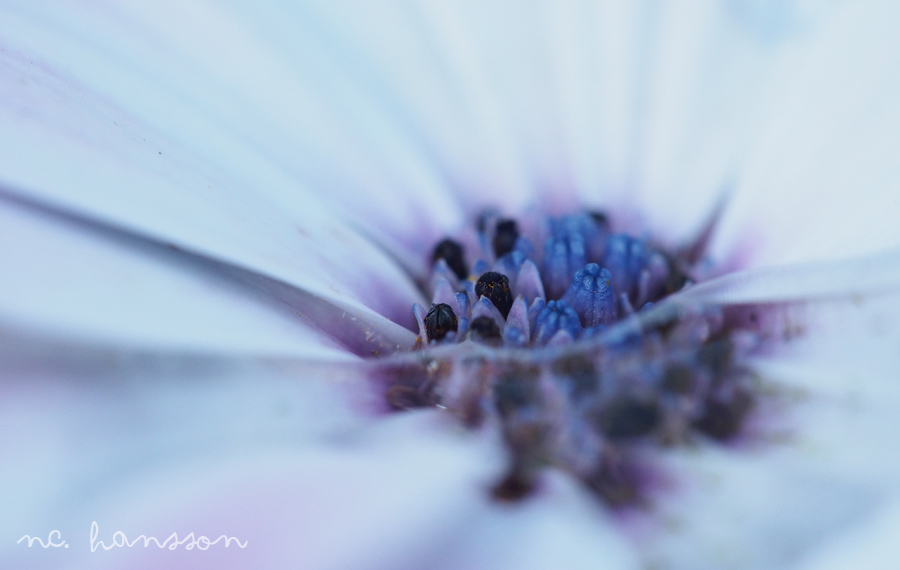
492, 218, 519, 258
664, 253, 691, 295
386, 385, 426, 410
697, 339, 734, 374
596, 397, 661, 439
432, 238, 468, 281
493, 364, 542, 418
552, 354, 599, 399
494, 378, 531, 418
475, 271, 513, 318
424, 303, 458, 342
466, 316, 502, 343
693, 390, 754, 441
584, 459, 642, 507
589, 210, 609, 229
491, 469, 535, 502
476, 211, 491, 234
662, 364, 695, 395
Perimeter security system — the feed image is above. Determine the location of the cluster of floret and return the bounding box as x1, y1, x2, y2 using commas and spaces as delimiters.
384, 210, 760, 505
413, 212, 689, 347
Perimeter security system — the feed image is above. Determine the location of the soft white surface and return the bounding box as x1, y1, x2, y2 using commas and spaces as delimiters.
0, 2, 426, 326
642, 292, 900, 569
791, 498, 900, 570
678, 247, 900, 305
0, 200, 352, 358
0, 357, 638, 570
718, 0, 900, 266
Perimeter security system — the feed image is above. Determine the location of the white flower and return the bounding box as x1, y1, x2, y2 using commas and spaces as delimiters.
2, 1, 900, 569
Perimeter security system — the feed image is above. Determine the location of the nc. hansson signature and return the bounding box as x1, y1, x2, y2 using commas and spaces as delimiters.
17, 521, 247, 551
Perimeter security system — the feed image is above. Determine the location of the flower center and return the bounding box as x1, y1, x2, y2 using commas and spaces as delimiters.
380, 208, 765, 506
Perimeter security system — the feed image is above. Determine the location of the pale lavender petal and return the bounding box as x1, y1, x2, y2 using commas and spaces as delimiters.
516, 259, 546, 302
431, 277, 459, 313
431, 259, 461, 290
471, 296, 505, 327
503, 296, 530, 343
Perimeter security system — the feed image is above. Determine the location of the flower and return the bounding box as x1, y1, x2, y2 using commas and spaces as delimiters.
3, 1, 900, 569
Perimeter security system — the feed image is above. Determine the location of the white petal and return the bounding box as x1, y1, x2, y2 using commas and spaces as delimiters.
628, 1, 792, 238
0, 200, 360, 358
676, 248, 900, 305
0, 354, 636, 570
642, 292, 900, 569
791, 499, 900, 570
718, 1, 900, 266
5, 3, 900, 570
0, 353, 369, 565
0, 0, 467, 249
427, 470, 640, 570
0, 5, 427, 331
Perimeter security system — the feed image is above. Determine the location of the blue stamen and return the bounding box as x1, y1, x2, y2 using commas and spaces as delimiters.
602, 234, 646, 302
528, 297, 546, 333
455, 291, 471, 320
541, 214, 607, 299
533, 299, 583, 344
503, 326, 528, 347
543, 234, 586, 300
563, 263, 617, 327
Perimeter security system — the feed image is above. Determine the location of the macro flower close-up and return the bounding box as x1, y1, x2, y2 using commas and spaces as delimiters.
4, 1, 900, 569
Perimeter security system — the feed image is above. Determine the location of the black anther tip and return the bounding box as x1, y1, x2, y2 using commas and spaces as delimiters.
432, 238, 468, 281
475, 271, 513, 319
466, 316, 502, 344
492, 219, 519, 258
424, 303, 458, 342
